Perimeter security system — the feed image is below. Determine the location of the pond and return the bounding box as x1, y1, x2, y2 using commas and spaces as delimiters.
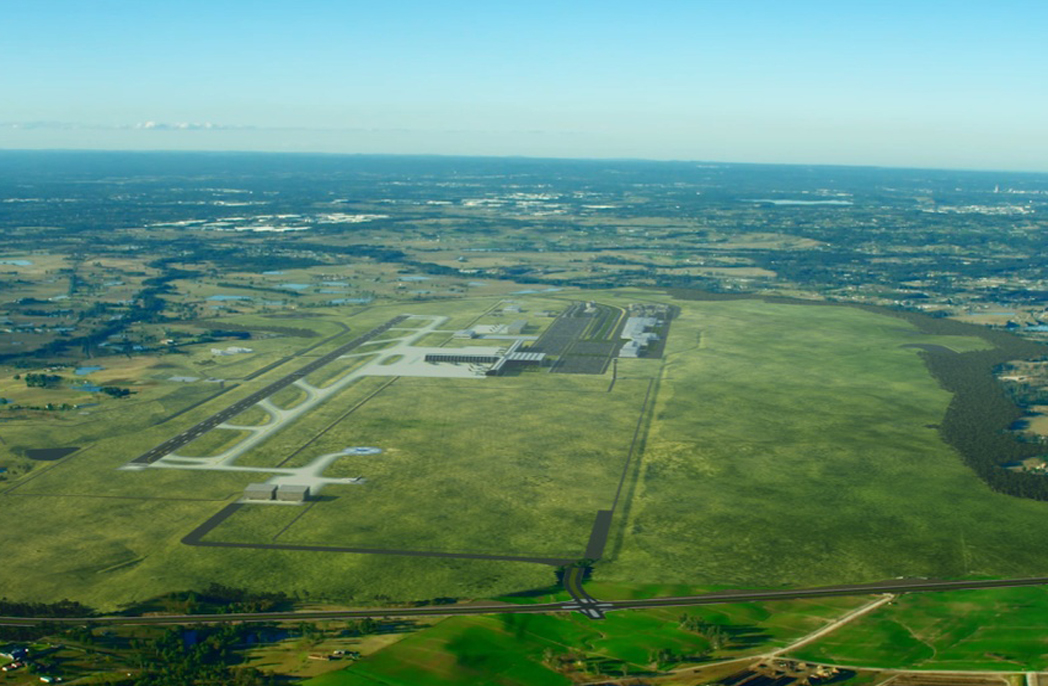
25, 447, 80, 461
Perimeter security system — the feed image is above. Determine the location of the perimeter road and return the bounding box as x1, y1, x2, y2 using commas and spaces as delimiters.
5, 574, 1048, 627
131, 316, 407, 465
181, 503, 574, 566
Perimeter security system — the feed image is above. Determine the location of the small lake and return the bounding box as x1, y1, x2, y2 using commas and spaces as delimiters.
279, 283, 311, 290
512, 287, 562, 294
207, 294, 252, 301
0, 259, 33, 266
75, 366, 104, 375
25, 447, 80, 461
399, 276, 431, 282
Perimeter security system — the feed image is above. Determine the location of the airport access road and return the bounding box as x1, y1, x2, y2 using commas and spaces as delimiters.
130, 316, 407, 465
5, 574, 1048, 627
560, 565, 613, 620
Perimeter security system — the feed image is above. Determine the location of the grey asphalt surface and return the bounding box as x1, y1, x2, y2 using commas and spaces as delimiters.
131, 316, 407, 465
5, 574, 1048, 627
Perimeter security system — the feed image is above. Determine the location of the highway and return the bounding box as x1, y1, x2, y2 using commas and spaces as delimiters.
4, 574, 1048, 627
131, 316, 407, 464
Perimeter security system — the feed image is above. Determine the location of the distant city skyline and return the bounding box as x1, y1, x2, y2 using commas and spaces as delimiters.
2, 0, 1046, 172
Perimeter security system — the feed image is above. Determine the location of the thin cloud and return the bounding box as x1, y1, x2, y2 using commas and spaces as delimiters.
0, 121, 591, 137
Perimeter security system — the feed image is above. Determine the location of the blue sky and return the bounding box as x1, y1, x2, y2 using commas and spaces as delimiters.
2, 0, 1046, 170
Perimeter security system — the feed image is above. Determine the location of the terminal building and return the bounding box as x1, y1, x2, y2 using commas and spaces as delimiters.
619, 316, 661, 358
455, 320, 528, 338
424, 339, 546, 375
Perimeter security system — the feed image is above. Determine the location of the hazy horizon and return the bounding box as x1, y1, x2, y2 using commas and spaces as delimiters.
3, 147, 1048, 178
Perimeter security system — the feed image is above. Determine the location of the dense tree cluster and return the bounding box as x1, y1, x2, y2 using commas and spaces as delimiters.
133, 625, 277, 686
99, 386, 133, 398
0, 597, 93, 617
138, 583, 292, 615
23, 373, 63, 387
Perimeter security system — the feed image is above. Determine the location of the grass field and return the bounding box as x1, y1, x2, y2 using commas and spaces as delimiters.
305, 354, 377, 388
790, 586, 1048, 671
178, 427, 252, 457
270, 384, 308, 410
229, 404, 272, 426
211, 374, 653, 557
598, 292, 1048, 589
5, 290, 1048, 616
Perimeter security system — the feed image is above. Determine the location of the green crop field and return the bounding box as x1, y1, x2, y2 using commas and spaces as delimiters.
790, 586, 1048, 671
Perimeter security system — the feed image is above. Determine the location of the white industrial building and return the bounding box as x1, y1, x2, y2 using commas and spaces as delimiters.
619, 316, 661, 358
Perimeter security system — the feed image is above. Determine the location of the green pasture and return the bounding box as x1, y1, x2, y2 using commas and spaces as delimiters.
597, 293, 1048, 590
791, 586, 1048, 671
303, 594, 872, 686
